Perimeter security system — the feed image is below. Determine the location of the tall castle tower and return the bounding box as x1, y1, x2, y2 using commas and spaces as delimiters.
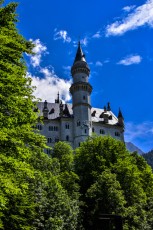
70, 42, 92, 148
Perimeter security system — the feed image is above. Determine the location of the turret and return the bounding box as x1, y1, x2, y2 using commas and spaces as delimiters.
70, 42, 92, 148
118, 108, 124, 127
43, 100, 49, 119
55, 92, 60, 103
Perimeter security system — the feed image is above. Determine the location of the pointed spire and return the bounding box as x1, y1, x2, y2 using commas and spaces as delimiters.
118, 108, 123, 118
107, 102, 111, 111
44, 100, 48, 108
74, 41, 86, 63
55, 92, 60, 103
118, 108, 124, 127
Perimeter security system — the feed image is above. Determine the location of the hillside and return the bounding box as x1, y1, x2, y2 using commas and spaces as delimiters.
143, 150, 153, 169
125, 142, 145, 155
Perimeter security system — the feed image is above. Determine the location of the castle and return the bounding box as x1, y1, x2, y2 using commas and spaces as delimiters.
36, 42, 124, 151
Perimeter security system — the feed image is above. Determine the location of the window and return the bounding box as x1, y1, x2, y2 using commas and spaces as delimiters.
92, 127, 95, 132
47, 138, 52, 143
49, 126, 53, 131
37, 125, 42, 130
66, 135, 69, 141
115, 132, 120, 137
77, 121, 80, 126
49, 108, 54, 114
65, 123, 69, 129
83, 96, 86, 100
85, 129, 87, 134
92, 110, 96, 117
49, 126, 58, 131
47, 149, 52, 155
100, 129, 105, 134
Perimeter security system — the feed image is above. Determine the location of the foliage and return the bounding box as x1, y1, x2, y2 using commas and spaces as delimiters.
143, 150, 153, 170
0, 1, 80, 229
75, 136, 153, 230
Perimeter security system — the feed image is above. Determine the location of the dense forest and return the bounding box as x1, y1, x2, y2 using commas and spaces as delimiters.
0, 1, 153, 229
143, 150, 153, 170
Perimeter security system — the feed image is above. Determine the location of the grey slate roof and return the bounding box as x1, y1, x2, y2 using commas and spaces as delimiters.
36, 102, 118, 125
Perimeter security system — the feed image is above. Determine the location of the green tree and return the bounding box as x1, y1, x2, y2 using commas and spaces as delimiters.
143, 150, 153, 169
0, 1, 80, 229
75, 136, 153, 230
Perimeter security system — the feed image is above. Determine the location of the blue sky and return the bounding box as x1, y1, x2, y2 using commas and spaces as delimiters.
3, 0, 153, 152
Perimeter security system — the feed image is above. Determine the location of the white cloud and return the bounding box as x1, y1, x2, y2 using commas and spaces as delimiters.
125, 121, 153, 152
117, 55, 142, 65
92, 31, 101, 38
62, 66, 71, 71
95, 61, 103, 67
29, 39, 48, 67
106, 0, 153, 36
122, 5, 136, 12
27, 68, 72, 103
80, 37, 88, 46
54, 30, 71, 43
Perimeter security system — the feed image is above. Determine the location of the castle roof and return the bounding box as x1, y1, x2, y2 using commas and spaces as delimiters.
36, 102, 119, 126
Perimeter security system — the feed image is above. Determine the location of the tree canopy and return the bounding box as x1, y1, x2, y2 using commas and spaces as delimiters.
75, 136, 153, 230
0, 1, 80, 229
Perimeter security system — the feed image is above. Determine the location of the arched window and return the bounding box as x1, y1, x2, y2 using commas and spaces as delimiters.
85, 129, 87, 134
100, 129, 105, 134
65, 123, 69, 129
37, 125, 42, 130
53, 126, 58, 131
49, 126, 53, 131
115, 132, 120, 137
47, 138, 52, 143
66, 135, 69, 141
92, 127, 95, 132
47, 149, 52, 155
77, 120, 81, 126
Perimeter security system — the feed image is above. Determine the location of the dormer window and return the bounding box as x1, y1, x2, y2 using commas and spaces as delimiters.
109, 115, 112, 120
92, 110, 96, 117
49, 108, 55, 114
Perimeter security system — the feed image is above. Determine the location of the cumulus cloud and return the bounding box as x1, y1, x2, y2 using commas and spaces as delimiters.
95, 61, 103, 67
117, 55, 142, 65
54, 30, 71, 43
29, 39, 48, 67
106, 0, 153, 36
125, 121, 153, 152
27, 68, 72, 103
